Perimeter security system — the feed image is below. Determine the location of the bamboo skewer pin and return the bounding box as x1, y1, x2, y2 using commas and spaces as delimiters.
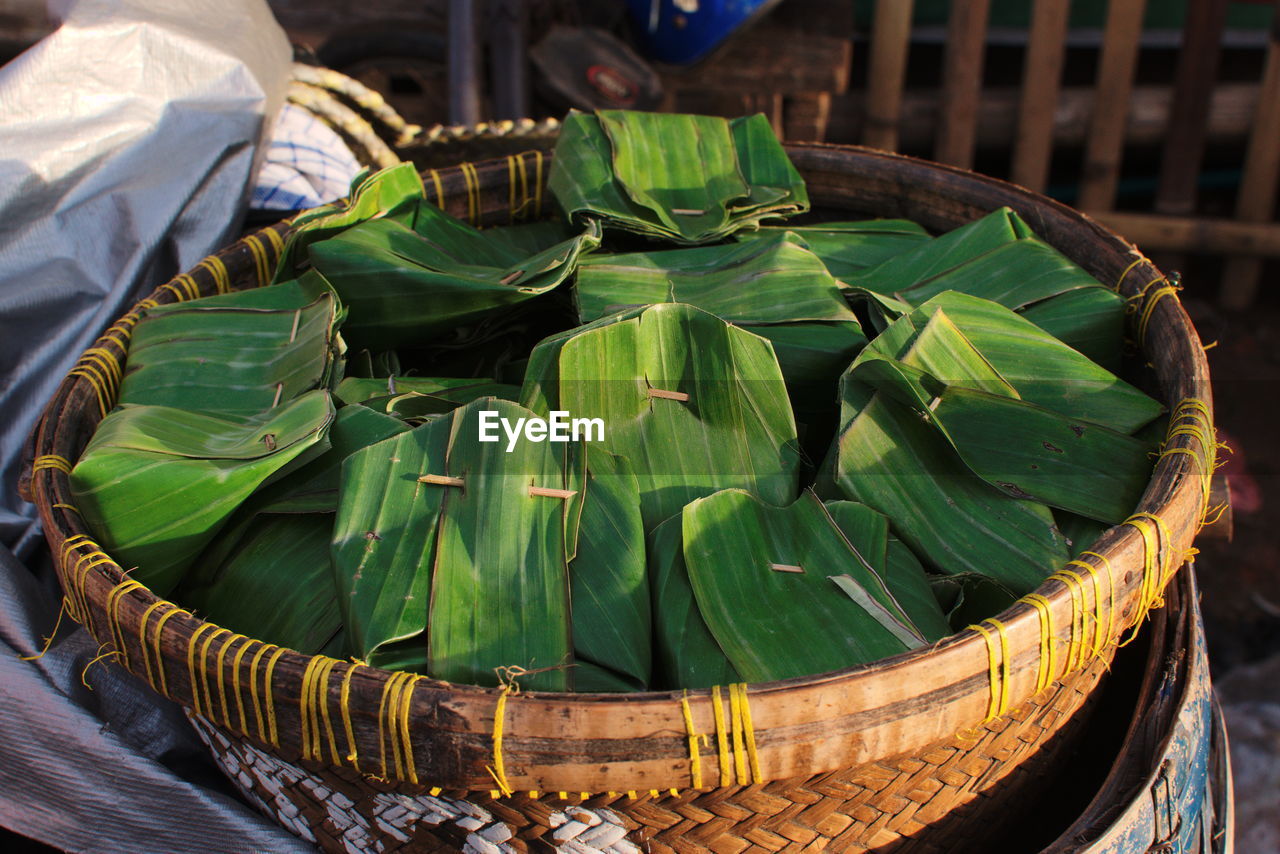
647, 388, 689, 402
417, 473, 577, 500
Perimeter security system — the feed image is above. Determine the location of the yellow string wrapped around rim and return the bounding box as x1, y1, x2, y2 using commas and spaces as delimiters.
1019, 593, 1056, 693
1120, 511, 1174, 644
1114, 256, 1149, 293
730, 683, 762, 785
1047, 570, 1088, 672
460, 161, 481, 225
969, 620, 1011, 721
243, 234, 271, 287
104, 578, 143, 669
711, 685, 731, 787
214, 633, 247, 728
679, 691, 705, 789
185, 622, 220, 718
340, 662, 363, 769
33, 455, 73, 476
485, 683, 516, 797
198, 255, 231, 295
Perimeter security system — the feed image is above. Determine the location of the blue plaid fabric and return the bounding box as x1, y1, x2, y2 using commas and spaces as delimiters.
251, 102, 362, 211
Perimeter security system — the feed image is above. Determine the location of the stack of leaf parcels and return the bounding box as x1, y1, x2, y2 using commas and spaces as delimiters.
70, 111, 1163, 692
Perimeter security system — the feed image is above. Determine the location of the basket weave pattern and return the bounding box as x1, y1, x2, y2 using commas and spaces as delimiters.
24, 144, 1215, 852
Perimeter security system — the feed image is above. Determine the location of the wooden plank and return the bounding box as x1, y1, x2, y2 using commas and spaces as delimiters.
1077, 0, 1148, 211
784, 93, 833, 142
1011, 0, 1070, 192
827, 81, 1263, 152
1220, 2, 1280, 310
934, 0, 992, 168
660, 30, 851, 96
1154, 0, 1230, 217
1087, 211, 1280, 258
864, 0, 915, 151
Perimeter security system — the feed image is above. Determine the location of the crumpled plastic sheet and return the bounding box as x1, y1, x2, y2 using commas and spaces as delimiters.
0, 0, 319, 849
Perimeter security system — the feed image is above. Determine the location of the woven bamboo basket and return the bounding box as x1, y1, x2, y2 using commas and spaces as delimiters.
22, 143, 1216, 853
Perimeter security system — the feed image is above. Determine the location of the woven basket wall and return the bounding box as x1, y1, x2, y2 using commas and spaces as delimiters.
22, 143, 1216, 853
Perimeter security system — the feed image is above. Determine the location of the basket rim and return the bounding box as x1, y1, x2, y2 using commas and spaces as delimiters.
25, 141, 1215, 794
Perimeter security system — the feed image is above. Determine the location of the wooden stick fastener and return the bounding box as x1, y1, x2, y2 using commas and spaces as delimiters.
419, 474, 465, 487
769, 563, 804, 574
647, 388, 690, 402
529, 486, 578, 499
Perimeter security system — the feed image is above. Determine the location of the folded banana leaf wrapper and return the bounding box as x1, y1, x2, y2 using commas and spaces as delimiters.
68, 109, 1163, 692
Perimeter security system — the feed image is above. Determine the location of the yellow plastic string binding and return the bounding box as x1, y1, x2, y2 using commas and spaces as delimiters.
197, 627, 230, 725
533, 151, 544, 216
679, 691, 704, 789
1064, 559, 1110, 656
969, 620, 1011, 721
230, 635, 255, 734
299, 655, 326, 761
339, 662, 363, 768
198, 256, 231, 294
213, 633, 246, 728
377, 670, 406, 779
67, 364, 111, 417
732, 683, 762, 785
244, 234, 271, 287
397, 673, 421, 784
247, 643, 275, 741
506, 155, 518, 223
1047, 570, 1087, 672
33, 455, 73, 475
514, 152, 531, 220
711, 685, 731, 787
728, 684, 747, 785
186, 623, 220, 717
104, 579, 143, 669
1137, 283, 1181, 344
1079, 550, 1117, 648
79, 348, 123, 386
261, 225, 285, 255
1119, 512, 1173, 645
486, 683, 516, 797
80, 644, 121, 688
149, 606, 190, 696
460, 161, 481, 225
316, 658, 343, 766
428, 169, 446, 209
262, 646, 288, 747
19, 599, 69, 661
1114, 256, 1148, 293
1020, 593, 1056, 693
50, 503, 80, 514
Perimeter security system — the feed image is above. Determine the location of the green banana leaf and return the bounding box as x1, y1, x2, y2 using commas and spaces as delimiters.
308, 203, 601, 349
179, 513, 342, 654
842, 207, 1033, 296
186, 404, 412, 580
335, 376, 517, 405
567, 448, 649, 689
521, 302, 802, 531
1054, 509, 1109, 557
890, 292, 1161, 433
830, 381, 1069, 595
743, 219, 930, 278
573, 232, 865, 405
681, 489, 925, 683
574, 231, 856, 326
481, 220, 579, 256
648, 514, 739, 690
548, 110, 807, 243
274, 162, 426, 281
1019, 287, 1127, 371
849, 305, 1155, 523
69, 391, 335, 595
841, 207, 1124, 362
824, 501, 953, 642
332, 399, 577, 688
118, 275, 342, 418
928, 572, 1019, 633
